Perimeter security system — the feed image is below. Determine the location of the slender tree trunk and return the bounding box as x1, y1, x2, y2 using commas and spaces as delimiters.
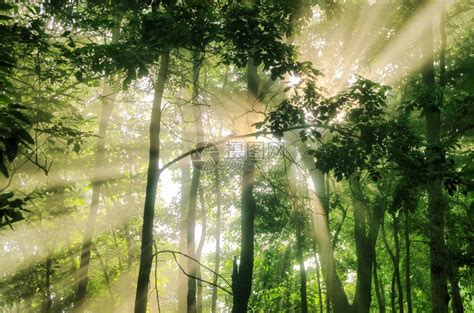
390, 273, 396, 313
211, 167, 222, 313
232, 56, 258, 313
187, 158, 200, 313
296, 141, 350, 313
134, 51, 170, 313
373, 254, 386, 313
187, 155, 200, 313
381, 214, 396, 313
370, 199, 385, 313
421, 3, 449, 312
178, 106, 191, 313
350, 176, 374, 313
449, 268, 464, 313
287, 145, 308, 313
310, 171, 349, 313
187, 52, 204, 313
42, 255, 53, 313
294, 209, 308, 313
392, 213, 404, 313
196, 188, 206, 313
404, 209, 413, 313
74, 50, 117, 312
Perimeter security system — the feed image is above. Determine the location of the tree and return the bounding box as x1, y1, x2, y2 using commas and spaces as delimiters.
74, 32, 119, 312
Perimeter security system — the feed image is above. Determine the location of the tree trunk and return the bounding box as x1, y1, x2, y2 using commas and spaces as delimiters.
310, 171, 349, 313
187, 52, 204, 313
421, 3, 449, 312
178, 105, 191, 313
232, 56, 258, 313
371, 199, 385, 313
404, 210, 413, 313
294, 209, 308, 313
287, 144, 308, 313
326, 292, 331, 313
392, 213, 404, 313
312, 243, 324, 313
196, 188, 206, 313
134, 51, 170, 313
187, 162, 200, 313
381, 213, 396, 313
373, 254, 386, 313
211, 167, 222, 313
42, 255, 53, 313
296, 141, 350, 313
350, 176, 374, 313
449, 268, 464, 313
74, 49, 117, 311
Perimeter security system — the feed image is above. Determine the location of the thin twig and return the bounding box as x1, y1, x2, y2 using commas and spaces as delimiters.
154, 249, 233, 295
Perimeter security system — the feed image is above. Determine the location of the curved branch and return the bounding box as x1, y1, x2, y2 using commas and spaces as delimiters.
154, 249, 233, 295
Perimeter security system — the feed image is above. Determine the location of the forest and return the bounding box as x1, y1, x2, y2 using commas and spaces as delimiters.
0, 0, 472, 312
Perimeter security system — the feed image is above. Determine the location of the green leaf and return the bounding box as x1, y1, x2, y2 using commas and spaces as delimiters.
0, 94, 11, 104
0, 160, 9, 178
0, 192, 14, 202
73, 143, 81, 154
17, 129, 34, 145
74, 71, 83, 82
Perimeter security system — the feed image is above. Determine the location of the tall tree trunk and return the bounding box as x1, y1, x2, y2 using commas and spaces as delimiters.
196, 188, 206, 313
296, 141, 350, 313
373, 253, 386, 313
74, 46, 118, 311
294, 209, 308, 313
350, 176, 374, 313
231, 56, 258, 313
186, 134, 200, 313
187, 52, 204, 313
186, 152, 200, 313
392, 213, 404, 313
287, 145, 308, 313
404, 209, 413, 313
211, 167, 222, 313
421, 3, 449, 312
370, 199, 385, 313
134, 51, 170, 313
449, 268, 464, 313
309, 171, 349, 312
381, 213, 396, 313
178, 105, 191, 313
